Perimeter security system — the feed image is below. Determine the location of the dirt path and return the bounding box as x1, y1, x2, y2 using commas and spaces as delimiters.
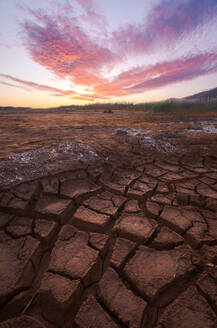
0, 146, 217, 328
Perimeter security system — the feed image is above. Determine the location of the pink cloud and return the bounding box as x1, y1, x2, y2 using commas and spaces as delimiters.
112, 0, 217, 54
0, 32, 11, 49
93, 52, 217, 97
23, 11, 116, 87
0, 80, 31, 92
0, 43, 11, 49
19, 0, 217, 100
0, 74, 77, 96
75, 0, 108, 33
0, 74, 107, 100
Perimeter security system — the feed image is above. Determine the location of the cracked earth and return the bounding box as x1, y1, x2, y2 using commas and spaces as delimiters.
1, 149, 217, 328
1, 110, 217, 328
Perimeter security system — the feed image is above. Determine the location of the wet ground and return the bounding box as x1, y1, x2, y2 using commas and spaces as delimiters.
0, 108, 217, 328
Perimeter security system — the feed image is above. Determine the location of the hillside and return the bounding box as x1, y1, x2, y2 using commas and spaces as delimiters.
186, 87, 217, 99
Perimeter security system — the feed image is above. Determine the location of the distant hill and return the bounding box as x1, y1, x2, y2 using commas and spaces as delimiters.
186, 87, 217, 100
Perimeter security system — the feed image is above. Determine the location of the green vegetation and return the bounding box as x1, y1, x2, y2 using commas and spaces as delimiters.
56, 101, 217, 113
147, 101, 175, 113
175, 103, 217, 112
56, 102, 136, 111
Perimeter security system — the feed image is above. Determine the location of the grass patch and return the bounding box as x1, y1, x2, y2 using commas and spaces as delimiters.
148, 102, 175, 113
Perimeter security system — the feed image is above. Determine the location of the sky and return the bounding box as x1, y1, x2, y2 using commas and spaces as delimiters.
0, 0, 217, 108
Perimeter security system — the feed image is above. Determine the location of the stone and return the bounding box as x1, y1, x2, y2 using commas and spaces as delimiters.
73, 206, 110, 232
98, 267, 147, 328
113, 214, 157, 243
124, 245, 194, 302
157, 286, 217, 328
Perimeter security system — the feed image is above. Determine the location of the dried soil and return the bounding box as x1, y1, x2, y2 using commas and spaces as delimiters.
0, 109, 217, 327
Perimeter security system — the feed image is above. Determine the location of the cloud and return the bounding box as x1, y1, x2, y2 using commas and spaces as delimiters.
0, 80, 31, 91
18, 0, 217, 100
74, 0, 107, 32
93, 52, 217, 97
112, 0, 217, 54
0, 73, 107, 100
125, 52, 217, 93
22, 11, 117, 87
0, 74, 77, 96
0, 32, 11, 49
0, 43, 11, 49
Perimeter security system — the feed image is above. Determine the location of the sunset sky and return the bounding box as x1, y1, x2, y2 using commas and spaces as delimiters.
0, 0, 217, 108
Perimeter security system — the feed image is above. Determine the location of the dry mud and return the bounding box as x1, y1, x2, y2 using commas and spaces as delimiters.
1, 109, 217, 327
0, 109, 217, 188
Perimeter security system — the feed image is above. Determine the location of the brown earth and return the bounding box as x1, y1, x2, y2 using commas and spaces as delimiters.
0, 109, 217, 327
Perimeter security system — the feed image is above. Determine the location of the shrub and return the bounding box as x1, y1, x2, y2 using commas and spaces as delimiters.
150, 101, 175, 113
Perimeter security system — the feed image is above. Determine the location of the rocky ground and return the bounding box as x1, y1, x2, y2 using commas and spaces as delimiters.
1, 110, 217, 327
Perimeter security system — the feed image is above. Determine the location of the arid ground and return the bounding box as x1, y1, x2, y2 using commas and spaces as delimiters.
1, 108, 217, 328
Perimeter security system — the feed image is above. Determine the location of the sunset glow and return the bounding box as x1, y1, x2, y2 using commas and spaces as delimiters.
0, 0, 217, 107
